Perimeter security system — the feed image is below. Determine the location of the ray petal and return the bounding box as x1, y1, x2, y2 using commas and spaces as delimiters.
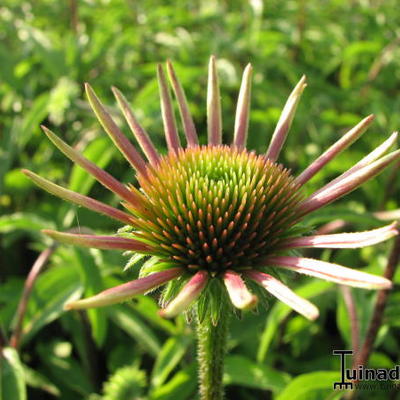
296, 115, 375, 185
246, 270, 319, 320
111, 86, 160, 165
265, 256, 392, 289
312, 131, 398, 197
266, 75, 307, 161
223, 270, 258, 309
65, 267, 183, 310
157, 64, 181, 153
279, 223, 398, 249
22, 169, 133, 225
233, 64, 253, 149
207, 55, 222, 145
43, 229, 152, 252
85, 83, 147, 175
41, 126, 143, 208
166, 60, 198, 147
159, 270, 208, 318
300, 149, 400, 215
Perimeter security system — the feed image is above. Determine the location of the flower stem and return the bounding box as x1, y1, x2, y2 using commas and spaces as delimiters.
196, 312, 229, 400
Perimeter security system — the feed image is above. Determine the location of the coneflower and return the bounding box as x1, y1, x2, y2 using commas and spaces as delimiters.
23, 56, 399, 400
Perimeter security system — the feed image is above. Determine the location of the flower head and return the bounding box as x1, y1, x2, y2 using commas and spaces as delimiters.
23, 56, 399, 322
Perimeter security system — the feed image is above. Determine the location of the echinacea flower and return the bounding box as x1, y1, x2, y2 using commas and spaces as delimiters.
23, 56, 399, 322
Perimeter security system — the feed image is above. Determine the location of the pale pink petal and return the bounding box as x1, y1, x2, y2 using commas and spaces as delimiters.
207, 55, 222, 145
279, 223, 398, 249
166, 60, 199, 147
300, 149, 400, 215
311, 131, 398, 198
111, 87, 160, 165
374, 209, 400, 221
42, 229, 152, 252
85, 83, 147, 175
246, 270, 319, 320
233, 64, 253, 150
22, 169, 133, 225
295, 115, 374, 185
265, 256, 392, 289
266, 75, 307, 161
65, 267, 183, 310
223, 270, 258, 309
157, 64, 181, 153
159, 270, 208, 318
41, 126, 143, 208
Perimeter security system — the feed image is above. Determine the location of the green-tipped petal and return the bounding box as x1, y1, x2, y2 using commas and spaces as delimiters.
112, 86, 160, 165
85, 83, 147, 175
296, 115, 375, 185
41, 126, 143, 208
300, 149, 400, 215
65, 268, 183, 310
43, 229, 152, 252
266, 75, 307, 161
159, 270, 208, 318
166, 60, 198, 147
157, 64, 181, 153
207, 55, 222, 145
22, 169, 133, 225
233, 64, 253, 149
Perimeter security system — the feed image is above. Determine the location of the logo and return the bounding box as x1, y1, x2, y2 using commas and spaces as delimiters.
333, 350, 400, 390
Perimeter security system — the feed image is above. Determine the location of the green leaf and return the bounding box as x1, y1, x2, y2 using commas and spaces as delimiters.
151, 335, 192, 388
150, 364, 197, 400
22, 265, 83, 344
224, 355, 290, 392
110, 305, 161, 357
133, 296, 177, 335
23, 364, 60, 397
0, 347, 27, 400
0, 213, 54, 234
276, 371, 342, 400
72, 248, 108, 347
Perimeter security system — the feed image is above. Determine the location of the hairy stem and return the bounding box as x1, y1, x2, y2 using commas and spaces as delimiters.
196, 312, 229, 400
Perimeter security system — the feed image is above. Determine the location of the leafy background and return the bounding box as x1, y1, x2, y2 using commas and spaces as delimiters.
1, 0, 400, 399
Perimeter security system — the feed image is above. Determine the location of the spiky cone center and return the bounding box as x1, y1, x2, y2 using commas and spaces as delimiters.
129, 145, 303, 274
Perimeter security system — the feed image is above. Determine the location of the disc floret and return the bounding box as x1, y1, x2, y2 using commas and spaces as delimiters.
134, 145, 302, 273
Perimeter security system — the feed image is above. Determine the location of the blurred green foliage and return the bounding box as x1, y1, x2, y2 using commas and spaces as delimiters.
1, 1, 399, 399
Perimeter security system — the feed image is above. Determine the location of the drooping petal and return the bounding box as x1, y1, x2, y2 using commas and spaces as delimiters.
223, 270, 258, 309
85, 83, 147, 175
233, 64, 253, 149
65, 267, 183, 310
157, 64, 181, 153
300, 149, 400, 215
312, 131, 398, 197
207, 55, 222, 145
166, 60, 199, 147
22, 169, 133, 225
159, 270, 208, 318
295, 115, 375, 185
266, 75, 307, 162
265, 256, 392, 289
111, 87, 160, 165
41, 126, 143, 208
279, 223, 398, 249
246, 270, 319, 320
43, 229, 152, 252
